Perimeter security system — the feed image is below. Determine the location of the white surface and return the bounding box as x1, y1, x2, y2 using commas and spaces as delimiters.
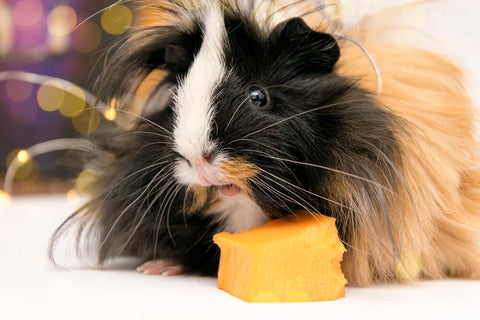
1, 195, 479, 320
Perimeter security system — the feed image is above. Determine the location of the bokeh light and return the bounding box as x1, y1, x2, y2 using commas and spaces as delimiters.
396, 254, 422, 280
47, 5, 77, 37
0, 1, 13, 55
47, 34, 70, 55
0, 190, 11, 205
37, 80, 65, 112
58, 85, 86, 118
5, 80, 33, 103
71, 108, 101, 133
66, 189, 79, 203
76, 169, 102, 195
6, 149, 37, 180
13, 0, 43, 28
72, 21, 102, 53
104, 107, 117, 121
100, 4, 132, 35
17, 150, 30, 163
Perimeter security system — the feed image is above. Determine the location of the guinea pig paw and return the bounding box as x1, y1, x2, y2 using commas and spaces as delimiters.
136, 259, 184, 276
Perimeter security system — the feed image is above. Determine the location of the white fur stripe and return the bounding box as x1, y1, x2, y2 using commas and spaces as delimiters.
173, 3, 227, 158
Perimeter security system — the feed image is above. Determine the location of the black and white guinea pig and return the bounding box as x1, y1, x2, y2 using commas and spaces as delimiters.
50, 0, 480, 286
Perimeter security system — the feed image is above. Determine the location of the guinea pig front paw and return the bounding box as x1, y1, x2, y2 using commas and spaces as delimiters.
136, 259, 183, 276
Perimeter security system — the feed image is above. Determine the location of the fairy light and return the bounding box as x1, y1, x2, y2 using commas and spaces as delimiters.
16, 150, 30, 163
47, 5, 77, 37
3, 139, 95, 195
71, 108, 101, 133
0, 190, 11, 205
104, 107, 117, 121
100, 4, 133, 35
66, 189, 79, 203
396, 253, 422, 280
76, 169, 102, 195
58, 85, 86, 118
37, 80, 65, 112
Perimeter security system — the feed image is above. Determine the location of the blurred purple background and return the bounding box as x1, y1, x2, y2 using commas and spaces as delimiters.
0, 0, 124, 193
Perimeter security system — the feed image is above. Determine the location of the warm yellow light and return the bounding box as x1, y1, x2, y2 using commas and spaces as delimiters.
396, 253, 423, 280
0, 190, 11, 205
17, 150, 30, 163
72, 22, 102, 53
59, 85, 86, 118
104, 107, 117, 121
47, 5, 77, 37
48, 34, 69, 55
76, 169, 102, 195
37, 80, 65, 112
71, 109, 101, 133
66, 189, 79, 203
100, 4, 133, 35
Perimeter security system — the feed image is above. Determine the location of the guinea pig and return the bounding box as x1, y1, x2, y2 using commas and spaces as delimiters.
49, 0, 480, 286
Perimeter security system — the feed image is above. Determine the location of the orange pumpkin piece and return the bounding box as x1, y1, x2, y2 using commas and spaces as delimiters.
213, 211, 347, 303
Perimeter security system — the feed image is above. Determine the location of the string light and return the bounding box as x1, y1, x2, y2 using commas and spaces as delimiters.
71, 108, 101, 133
100, 4, 132, 35
0, 190, 11, 205
396, 253, 423, 280
58, 85, 86, 118
37, 80, 65, 112
47, 5, 77, 37
16, 150, 30, 163
104, 107, 117, 121
66, 189, 79, 203
76, 169, 102, 195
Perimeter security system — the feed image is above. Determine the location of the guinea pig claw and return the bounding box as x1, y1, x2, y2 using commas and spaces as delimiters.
136, 259, 184, 276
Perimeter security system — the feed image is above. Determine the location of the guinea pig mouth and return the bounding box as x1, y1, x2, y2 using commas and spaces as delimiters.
220, 184, 241, 197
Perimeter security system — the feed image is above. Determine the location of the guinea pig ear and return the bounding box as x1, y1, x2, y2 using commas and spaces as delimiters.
274, 18, 340, 73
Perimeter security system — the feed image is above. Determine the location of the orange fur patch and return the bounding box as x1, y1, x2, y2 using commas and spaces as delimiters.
219, 157, 258, 196
333, 36, 480, 285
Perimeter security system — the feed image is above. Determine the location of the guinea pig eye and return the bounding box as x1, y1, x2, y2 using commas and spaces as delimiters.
248, 87, 268, 107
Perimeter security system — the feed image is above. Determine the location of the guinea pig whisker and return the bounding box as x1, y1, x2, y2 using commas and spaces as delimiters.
233, 139, 293, 158
238, 99, 369, 140
225, 96, 251, 131
109, 131, 172, 142
253, 177, 318, 213
256, 166, 349, 210
259, 154, 400, 199
98, 164, 174, 252
133, 141, 173, 158
257, 172, 325, 213
118, 173, 176, 258
250, 176, 296, 216
113, 109, 173, 135
152, 179, 179, 247
73, 0, 132, 32
236, 147, 299, 181
165, 184, 184, 246
99, 157, 170, 206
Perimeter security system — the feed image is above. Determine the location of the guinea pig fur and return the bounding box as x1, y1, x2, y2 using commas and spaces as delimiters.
49, 0, 480, 286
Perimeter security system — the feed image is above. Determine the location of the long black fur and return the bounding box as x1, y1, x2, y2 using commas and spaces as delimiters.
50, 1, 403, 276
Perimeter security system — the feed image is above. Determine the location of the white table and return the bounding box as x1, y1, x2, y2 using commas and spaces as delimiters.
1, 195, 479, 320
